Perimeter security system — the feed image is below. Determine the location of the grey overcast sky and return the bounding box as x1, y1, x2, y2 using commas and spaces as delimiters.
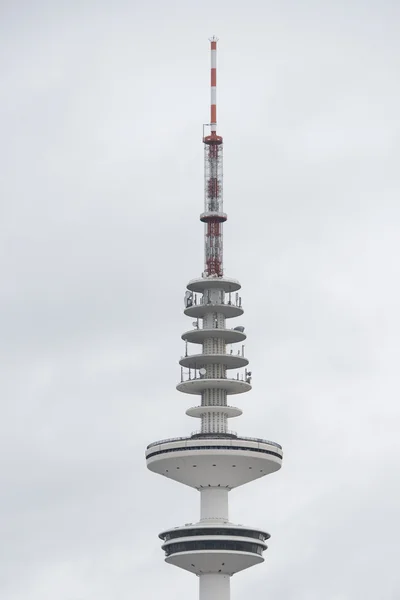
1, 1, 399, 598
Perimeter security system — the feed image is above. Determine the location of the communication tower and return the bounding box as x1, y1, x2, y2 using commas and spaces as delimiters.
146, 37, 283, 600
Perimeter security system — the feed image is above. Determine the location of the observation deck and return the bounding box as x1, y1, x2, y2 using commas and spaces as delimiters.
158, 523, 269, 575
146, 433, 283, 489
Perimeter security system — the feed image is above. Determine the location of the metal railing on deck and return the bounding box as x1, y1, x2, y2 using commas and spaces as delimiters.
179, 371, 250, 384
190, 430, 238, 439
147, 433, 282, 451
186, 293, 242, 309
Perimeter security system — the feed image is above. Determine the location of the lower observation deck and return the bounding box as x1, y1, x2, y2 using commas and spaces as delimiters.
177, 377, 251, 396
146, 434, 283, 489
160, 524, 270, 543
159, 523, 268, 575
164, 543, 264, 575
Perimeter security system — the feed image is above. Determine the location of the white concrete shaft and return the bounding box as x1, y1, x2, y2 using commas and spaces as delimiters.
201, 411, 227, 433
199, 574, 230, 600
203, 336, 226, 354
201, 387, 228, 433
202, 388, 227, 406
203, 311, 225, 330
203, 288, 224, 307
200, 487, 229, 521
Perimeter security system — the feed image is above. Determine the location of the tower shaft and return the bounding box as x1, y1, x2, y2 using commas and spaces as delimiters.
200, 574, 230, 600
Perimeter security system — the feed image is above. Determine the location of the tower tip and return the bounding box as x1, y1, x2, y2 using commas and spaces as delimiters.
209, 36, 218, 134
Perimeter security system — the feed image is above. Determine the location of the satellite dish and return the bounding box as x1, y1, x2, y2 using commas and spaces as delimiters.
233, 326, 245, 332
199, 368, 206, 376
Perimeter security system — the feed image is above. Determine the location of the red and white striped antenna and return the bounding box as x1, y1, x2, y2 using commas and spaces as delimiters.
201, 36, 226, 278
210, 35, 218, 134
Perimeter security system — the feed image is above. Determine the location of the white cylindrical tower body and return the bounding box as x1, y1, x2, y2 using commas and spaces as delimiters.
200, 487, 229, 522
200, 574, 230, 600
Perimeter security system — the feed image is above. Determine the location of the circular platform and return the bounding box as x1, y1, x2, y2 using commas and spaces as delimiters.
182, 328, 246, 345
186, 405, 243, 418
177, 378, 251, 396
159, 523, 270, 542
165, 547, 264, 575
160, 525, 268, 576
199, 211, 227, 223
184, 303, 244, 319
179, 353, 248, 370
160, 525, 268, 575
146, 437, 283, 489
187, 277, 241, 293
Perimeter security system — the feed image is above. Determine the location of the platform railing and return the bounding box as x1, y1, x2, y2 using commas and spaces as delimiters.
191, 430, 238, 439
147, 434, 282, 451
183, 324, 245, 333
236, 436, 282, 450
181, 346, 245, 360
186, 294, 242, 309
179, 370, 250, 384
146, 436, 190, 449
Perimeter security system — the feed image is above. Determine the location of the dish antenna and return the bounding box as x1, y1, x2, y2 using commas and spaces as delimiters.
199, 368, 206, 376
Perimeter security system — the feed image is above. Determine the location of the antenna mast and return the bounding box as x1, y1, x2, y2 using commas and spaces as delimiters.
201, 36, 226, 278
